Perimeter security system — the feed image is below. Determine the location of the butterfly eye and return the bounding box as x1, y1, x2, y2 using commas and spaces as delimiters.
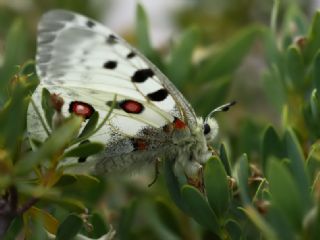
203, 123, 211, 135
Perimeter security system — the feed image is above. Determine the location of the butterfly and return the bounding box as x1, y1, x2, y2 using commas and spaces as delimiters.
27, 10, 235, 184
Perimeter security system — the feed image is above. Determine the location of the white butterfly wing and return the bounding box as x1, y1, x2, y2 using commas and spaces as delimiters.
28, 10, 198, 172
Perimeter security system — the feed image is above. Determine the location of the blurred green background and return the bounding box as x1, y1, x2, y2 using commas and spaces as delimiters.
1, 0, 320, 239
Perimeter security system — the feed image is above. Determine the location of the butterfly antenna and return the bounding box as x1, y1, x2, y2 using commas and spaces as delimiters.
205, 100, 236, 123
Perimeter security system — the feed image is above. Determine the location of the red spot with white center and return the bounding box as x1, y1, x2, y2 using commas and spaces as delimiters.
119, 100, 144, 114
69, 101, 95, 119
173, 117, 187, 129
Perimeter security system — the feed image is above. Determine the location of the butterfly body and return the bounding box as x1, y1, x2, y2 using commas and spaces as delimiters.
27, 10, 219, 179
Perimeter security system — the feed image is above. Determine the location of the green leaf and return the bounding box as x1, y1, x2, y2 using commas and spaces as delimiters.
266, 206, 295, 240
54, 174, 78, 187
303, 90, 320, 139
30, 216, 47, 240
0, 79, 31, 160
15, 116, 83, 175
313, 51, 320, 93
304, 11, 320, 63
163, 159, 189, 214
29, 206, 59, 235
63, 142, 104, 158
220, 143, 231, 176
286, 46, 304, 90
267, 159, 304, 230
155, 199, 182, 237
284, 128, 311, 209
242, 206, 279, 240
195, 25, 261, 83
303, 204, 320, 240
261, 126, 284, 172
41, 88, 55, 129
46, 197, 87, 212
306, 142, 320, 186
118, 200, 137, 240
19, 60, 39, 93
194, 75, 232, 114
309, 89, 320, 120
56, 214, 83, 240
225, 220, 242, 240
204, 157, 230, 220
181, 185, 220, 234
167, 27, 200, 87
88, 212, 109, 238
3, 216, 23, 240
78, 111, 99, 138
262, 66, 286, 113
0, 19, 28, 103
136, 4, 162, 67
234, 154, 251, 205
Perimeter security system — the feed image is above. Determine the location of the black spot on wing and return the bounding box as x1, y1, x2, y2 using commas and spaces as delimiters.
86, 20, 95, 28
127, 51, 136, 59
147, 88, 168, 101
131, 69, 154, 83
106, 34, 117, 44
103, 61, 117, 69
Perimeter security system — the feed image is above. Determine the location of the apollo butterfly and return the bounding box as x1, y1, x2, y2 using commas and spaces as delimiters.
27, 10, 235, 182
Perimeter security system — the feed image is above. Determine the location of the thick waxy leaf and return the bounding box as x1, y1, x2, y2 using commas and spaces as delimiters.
306, 142, 320, 187
313, 51, 320, 93
0, 19, 28, 103
266, 206, 296, 240
3, 216, 23, 240
29, 207, 59, 234
220, 143, 232, 176
136, 4, 162, 67
63, 142, 104, 158
77, 111, 99, 139
167, 27, 200, 87
56, 214, 83, 240
284, 128, 311, 209
15, 116, 83, 175
243, 206, 279, 240
163, 159, 189, 214
118, 200, 137, 240
262, 66, 286, 113
182, 185, 220, 234
267, 159, 304, 230
234, 154, 251, 205
286, 46, 304, 90
304, 11, 320, 62
0, 79, 32, 160
261, 126, 284, 171
87, 212, 109, 238
155, 199, 182, 237
54, 174, 78, 187
204, 157, 230, 219
41, 88, 55, 129
195, 25, 261, 83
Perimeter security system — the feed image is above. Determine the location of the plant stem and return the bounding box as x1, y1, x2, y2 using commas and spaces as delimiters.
0, 186, 18, 238
0, 186, 39, 238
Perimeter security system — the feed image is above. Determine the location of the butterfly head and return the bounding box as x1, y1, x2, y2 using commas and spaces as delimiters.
203, 117, 219, 142
203, 101, 236, 142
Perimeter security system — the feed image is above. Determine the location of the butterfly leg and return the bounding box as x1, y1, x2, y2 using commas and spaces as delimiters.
148, 157, 161, 187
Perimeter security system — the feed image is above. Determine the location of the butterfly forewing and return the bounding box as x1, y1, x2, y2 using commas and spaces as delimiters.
28, 10, 204, 173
